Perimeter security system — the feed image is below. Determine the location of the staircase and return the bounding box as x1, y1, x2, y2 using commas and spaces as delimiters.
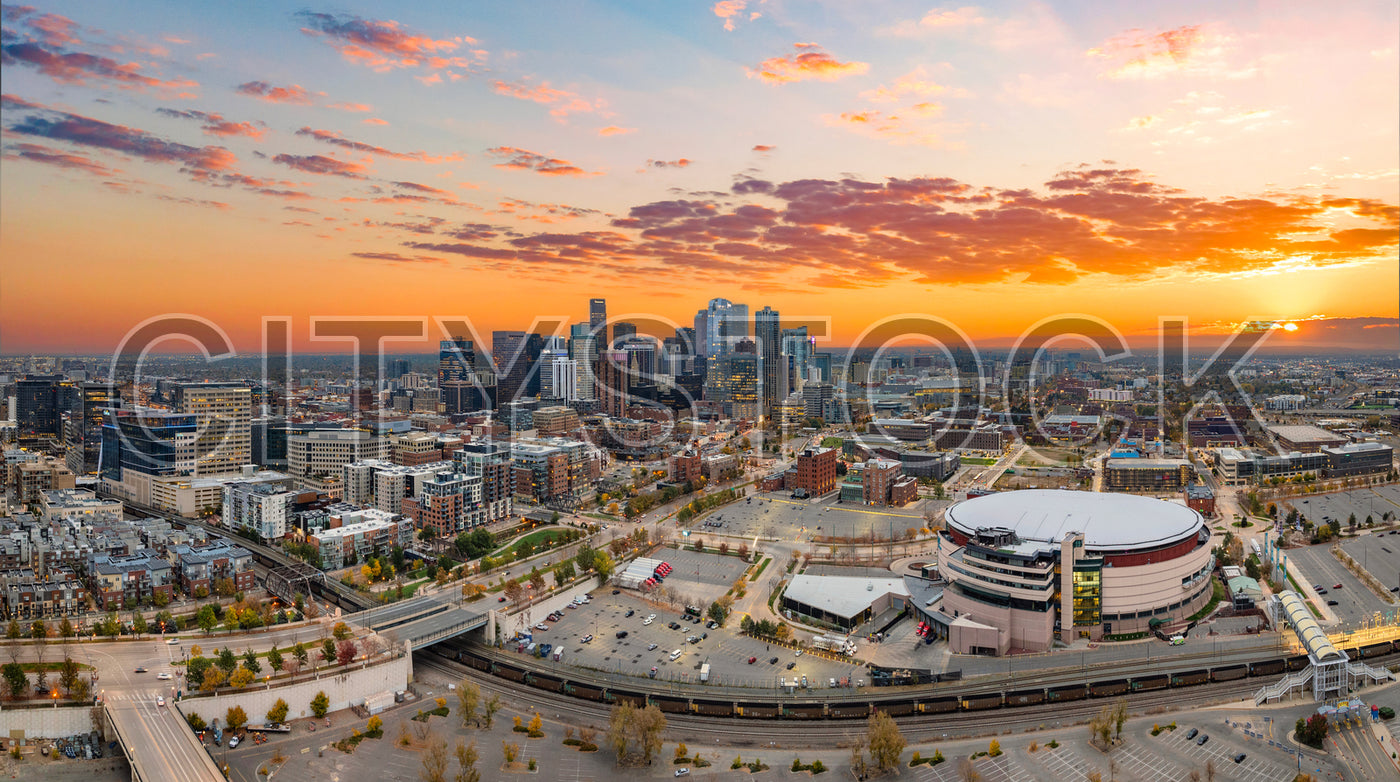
1254, 667, 1313, 705
1346, 661, 1394, 687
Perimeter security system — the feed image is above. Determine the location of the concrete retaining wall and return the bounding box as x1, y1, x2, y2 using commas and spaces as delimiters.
175, 654, 410, 726
0, 704, 96, 739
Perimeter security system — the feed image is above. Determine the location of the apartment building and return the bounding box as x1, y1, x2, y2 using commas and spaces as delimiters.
0, 567, 86, 619
173, 383, 252, 475
287, 429, 387, 481
309, 509, 412, 571
169, 541, 256, 597
88, 548, 174, 609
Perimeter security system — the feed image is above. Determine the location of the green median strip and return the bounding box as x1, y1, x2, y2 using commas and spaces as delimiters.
750, 558, 771, 581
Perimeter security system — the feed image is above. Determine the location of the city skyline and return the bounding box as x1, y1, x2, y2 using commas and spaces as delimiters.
1, 1, 1397, 354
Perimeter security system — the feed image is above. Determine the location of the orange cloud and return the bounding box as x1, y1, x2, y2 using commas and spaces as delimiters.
487, 146, 597, 177
363, 117, 389, 126
1088, 25, 1250, 80
296, 11, 482, 78
746, 43, 869, 84
713, 0, 747, 32
492, 78, 600, 118
328, 101, 372, 112
598, 125, 635, 136
237, 80, 316, 104
295, 127, 459, 163
884, 6, 987, 36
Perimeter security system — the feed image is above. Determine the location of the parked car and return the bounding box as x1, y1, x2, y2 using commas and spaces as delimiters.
748, 656, 757, 664
705, 620, 718, 629
675, 768, 690, 777
134, 666, 147, 673
625, 609, 635, 618
1328, 600, 1339, 606
616, 631, 629, 639
581, 635, 594, 643
647, 643, 659, 651
612, 589, 621, 595
1334, 583, 1343, 589
786, 662, 796, 670
228, 736, 240, 749
1196, 734, 1209, 746
643, 618, 653, 626
1233, 753, 1246, 763
535, 623, 549, 631
498, 596, 507, 602
1185, 728, 1198, 740
769, 657, 779, 665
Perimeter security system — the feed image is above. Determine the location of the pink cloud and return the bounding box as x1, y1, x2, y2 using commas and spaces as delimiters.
598, 126, 635, 136
237, 80, 316, 104
486, 146, 597, 177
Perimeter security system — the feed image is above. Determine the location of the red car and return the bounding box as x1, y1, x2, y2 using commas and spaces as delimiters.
748, 656, 757, 664
1334, 584, 1343, 589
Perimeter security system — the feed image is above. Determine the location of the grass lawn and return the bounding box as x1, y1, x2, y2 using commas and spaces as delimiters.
493, 526, 571, 557
750, 557, 772, 581
961, 456, 998, 466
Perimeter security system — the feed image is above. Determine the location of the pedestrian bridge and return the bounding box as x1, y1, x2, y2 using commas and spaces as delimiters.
345, 594, 490, 651
1255, 591, 1392, 704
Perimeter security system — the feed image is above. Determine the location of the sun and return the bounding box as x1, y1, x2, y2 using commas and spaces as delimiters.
1282, 322, 1299, 332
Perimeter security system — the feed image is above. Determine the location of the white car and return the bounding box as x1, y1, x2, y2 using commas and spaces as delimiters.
647, 614, 656, 621
647, 643, 659, 651
228, 735, 240, 749
156, 672, 173, 681
642, 617, 653, 626
156, 696, 165, 707
165, 638, 179, 645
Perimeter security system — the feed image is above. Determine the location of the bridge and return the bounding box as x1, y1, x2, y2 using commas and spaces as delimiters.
1255, 591, 1392, 704
346, 593, 491, 651
106, 700, 223, 782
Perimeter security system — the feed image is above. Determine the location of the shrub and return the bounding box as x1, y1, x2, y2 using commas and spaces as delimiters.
811, 759, 826, 774
932, 749, 945, 765
1381, 706, 1395, 720
793, 758, 804, 772
528, 758, 537, 771
989, 739, 1002, 757
732, 756, 743, 769
1046, 740, 1059, 749
366, 715, 383, 738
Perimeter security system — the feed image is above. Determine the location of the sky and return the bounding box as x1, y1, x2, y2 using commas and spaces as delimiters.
1, 1, 1397, 356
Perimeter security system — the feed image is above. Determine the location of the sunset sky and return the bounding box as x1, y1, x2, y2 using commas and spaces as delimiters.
1, 1, 1396, 355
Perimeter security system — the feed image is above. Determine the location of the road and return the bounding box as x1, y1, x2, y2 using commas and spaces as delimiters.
1287, 544, 1392, 626
107, 698, 224, 782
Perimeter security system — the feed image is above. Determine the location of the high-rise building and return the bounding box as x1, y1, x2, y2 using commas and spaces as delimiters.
612, 321, 637, 346
693, 309, 709, 356
99, 410, 198, 480
589, 298, 608, 359
782, 327, 811, 393
438, 337, 475, 384
454, 441, 514, 523
491, 331, 544, 406
567, 323, 596, 401
173, 382, 252, 475
390, 358, 412, 378
597, 350, 630, 417
705, 350, 759, 419
65, 382, 121, 475
15, 374, 73, 444
674, 327, 696, 355
755, 306, 780, 419
813, 352, 833, 384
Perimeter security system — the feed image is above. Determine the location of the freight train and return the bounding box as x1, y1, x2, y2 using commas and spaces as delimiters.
438, 638, 1398, 721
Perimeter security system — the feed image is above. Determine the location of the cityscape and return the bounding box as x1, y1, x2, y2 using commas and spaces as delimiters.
0, 3, 1397, 782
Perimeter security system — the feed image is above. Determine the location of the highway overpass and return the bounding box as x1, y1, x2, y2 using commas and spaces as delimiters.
346, 593, 490, 651
107, 699, 223, 782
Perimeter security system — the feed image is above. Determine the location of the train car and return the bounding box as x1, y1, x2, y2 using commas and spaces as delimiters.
922, 696, 960, 714
1286, 654, 1309, 672
1005, 688, 1046, 707
1359, 642, 1393, 659
609, 690, 647, 708
1248, 658, 1286, 677
1171, 669, 1210, 687
1129, 674, 1168, 693
571, 685, 606, 702
693, 700, 736, 717
494, 665, 527, 683
527, 673, 564, 693
736, 702, 780, 719
737, 703, 779, 718
652, 696, 690, 714
1089, 679, 1129, 698
1047, 684, 1088, 702
1209, 664, 1248, 683
782, 705, 826, 720
828, 703, 872, 720
960, 693, 1003, 711
877, 700, 918, 717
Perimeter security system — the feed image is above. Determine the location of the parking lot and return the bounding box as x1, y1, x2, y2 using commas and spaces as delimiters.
514, 589, 863, 689
646, 547, 752, 605
702, 492, 942, 543
1288, 485, 1400, 529
1341, 532, 1400, 602
1287, 542, 1394, 624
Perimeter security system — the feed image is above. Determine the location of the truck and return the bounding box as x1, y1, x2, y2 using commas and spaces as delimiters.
812, 635, 858, 656
699, 663, 710, 683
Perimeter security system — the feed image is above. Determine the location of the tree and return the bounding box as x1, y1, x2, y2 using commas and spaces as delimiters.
5, 619, 20, 641
267, 645, 284, 673
456, 678, 479, 727
706, 599, 731, 627
321, 638, 336, 664
186, 712, 207, 732
606, 702, 667, 765
866, 710, 906, 772
228, 667, 255, 688
310, 690, 330, 718
421, 731, 449, 782
59, 656, 80, 695
957, 757, 982, 782
215, 646, 237, 673
454, 740, 481, 782
1, 663, 26, 699
528, 567, 546, 592
59, 617, 74, 638
482, 695, 501, 728
197, 605, 217, 634
332, 621, 353, 641
293, 641, 309, 668
131, 612, 146, 638
337, 639, 358, 666
1111, 699, 1128, 742
186, 657, 211, 689
242, 648, 262, 675
503, 579, 524, 608
225, 705, 248, 731
200, 666, 227, 692
267, 698, 289, 724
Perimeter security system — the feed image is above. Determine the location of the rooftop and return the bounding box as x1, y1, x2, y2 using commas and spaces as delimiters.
1268, 424, 1344, 444
783, 574, 910, 620
946, 489, 1204, 552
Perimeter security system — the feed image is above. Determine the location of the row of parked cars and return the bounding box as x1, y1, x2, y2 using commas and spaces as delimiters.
1182, 728, 1246, 764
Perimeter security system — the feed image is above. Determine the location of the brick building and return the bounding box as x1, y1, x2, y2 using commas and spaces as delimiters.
793, 447, 837, 497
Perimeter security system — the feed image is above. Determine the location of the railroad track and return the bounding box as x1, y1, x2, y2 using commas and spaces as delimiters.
411, 652, 1311, 747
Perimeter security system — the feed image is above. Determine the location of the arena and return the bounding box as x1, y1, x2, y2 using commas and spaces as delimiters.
932, 490, 1213, 655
